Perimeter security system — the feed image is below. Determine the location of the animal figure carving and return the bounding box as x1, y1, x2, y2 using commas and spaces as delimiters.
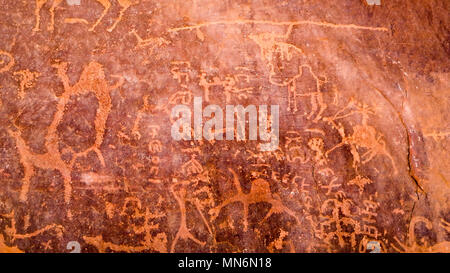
7, 61, 123, 209
209, 168, 300, 231
250, 31, 326, 120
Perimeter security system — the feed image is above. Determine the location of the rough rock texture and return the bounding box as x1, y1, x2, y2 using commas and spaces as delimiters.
0, 0, 449, 253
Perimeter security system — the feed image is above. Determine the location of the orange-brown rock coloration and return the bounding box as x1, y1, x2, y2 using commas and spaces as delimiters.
0, 0, 449, 253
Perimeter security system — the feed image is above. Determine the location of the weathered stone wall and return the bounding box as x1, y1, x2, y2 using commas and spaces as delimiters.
0, 0, 448, 252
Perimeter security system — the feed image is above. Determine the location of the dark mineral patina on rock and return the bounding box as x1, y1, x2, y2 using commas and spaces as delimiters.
0, 0, 449, 253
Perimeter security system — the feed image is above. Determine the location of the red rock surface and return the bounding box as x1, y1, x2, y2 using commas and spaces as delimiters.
0, 0, 449, 253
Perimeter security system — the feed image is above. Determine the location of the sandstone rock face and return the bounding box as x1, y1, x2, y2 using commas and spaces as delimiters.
0, 0, 448, 253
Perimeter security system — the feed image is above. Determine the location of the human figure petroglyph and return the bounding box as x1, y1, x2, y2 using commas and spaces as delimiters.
209, 168, 300, 232
326, 123, 397, 174
198, 71, 222, 102
170, 182, 209, 252
166, 18, 388, 122
324, 99, 397, 175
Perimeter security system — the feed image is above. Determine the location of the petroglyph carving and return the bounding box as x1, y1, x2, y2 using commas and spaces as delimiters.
88, 0, 112, 31
0, 50, 15, 73
106, 0, 139, 32
168, 18, 386, 117
168, 19, 389, 33
440, 219, 450, 233
170, 179, 213, 252
171, 61, 191, 88
308, 137, 327, 166
1, 1, 448, 254
84, 197, 167, 252
13, 70, 40, 99
326, 124, 397, 174
199, 69, 253, 103
131, 30, 170, 50
0, 234, 22, 253
0, 211, 64, 248
392, 217, 450, 252
267, 229, 294, 252
325, 99, 397, 175
249, 31, 326, 119
33, 0, 63, 32
348, 175, 373, 194
317, 198, 361, 250
33, 0, 49, 31
285, 131, 309, 163
34, 0, 138, 32
181, 155, 203, 177
424, 131, 450, 142
209, 168, 300, 231
7, 61, 123, 209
